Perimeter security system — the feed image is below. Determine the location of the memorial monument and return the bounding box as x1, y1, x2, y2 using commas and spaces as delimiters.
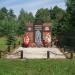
23, 23, 51, 47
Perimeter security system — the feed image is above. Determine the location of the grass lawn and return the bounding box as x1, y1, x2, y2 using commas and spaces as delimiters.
0, 36, 22, 51
16, 36, 22, 45
0, 59, 75, 75
0, 37, 7, 51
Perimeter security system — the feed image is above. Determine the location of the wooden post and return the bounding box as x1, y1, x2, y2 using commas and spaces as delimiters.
47, 51, 50, 59
20, 50, 23, 59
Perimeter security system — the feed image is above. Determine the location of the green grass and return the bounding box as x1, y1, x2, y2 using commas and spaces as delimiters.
0, 59, 75, 75
0, 37, 7, 51
0, 37, 23, 51
16, 36, 22, 45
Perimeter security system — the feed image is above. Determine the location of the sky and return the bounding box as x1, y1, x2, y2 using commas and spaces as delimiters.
0, 0, 66, 16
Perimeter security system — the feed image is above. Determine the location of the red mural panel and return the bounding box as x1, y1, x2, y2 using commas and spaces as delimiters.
23, 32, 33, 47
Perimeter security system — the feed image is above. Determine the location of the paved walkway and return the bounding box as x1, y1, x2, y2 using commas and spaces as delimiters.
6, 47, 65, 59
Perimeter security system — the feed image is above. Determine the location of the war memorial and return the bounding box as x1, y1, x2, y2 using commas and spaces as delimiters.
23, 23, 51, 47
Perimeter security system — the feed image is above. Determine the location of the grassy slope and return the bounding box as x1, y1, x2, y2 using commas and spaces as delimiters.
0, 37, 22, 51
0, 59, 75, 75
0, 37, 7, 50
16, 36, 22, 45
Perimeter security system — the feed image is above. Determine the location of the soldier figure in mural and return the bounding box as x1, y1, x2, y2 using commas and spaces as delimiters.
43, 33, 51, 47
23, 33, 30, 47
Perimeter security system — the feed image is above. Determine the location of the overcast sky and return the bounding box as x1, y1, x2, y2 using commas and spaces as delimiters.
0, 0, 66, 16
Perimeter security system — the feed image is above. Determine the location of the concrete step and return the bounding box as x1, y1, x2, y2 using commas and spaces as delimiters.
6, 47, 65, 59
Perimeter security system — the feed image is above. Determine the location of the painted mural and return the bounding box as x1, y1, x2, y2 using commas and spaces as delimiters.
23, 23, 51, 47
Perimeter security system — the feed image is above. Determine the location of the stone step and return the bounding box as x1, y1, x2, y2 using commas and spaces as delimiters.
6, 47, 66, 59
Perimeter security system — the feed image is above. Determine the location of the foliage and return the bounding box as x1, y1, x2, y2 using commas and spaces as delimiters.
0, 7, 17, 36
34, 8, 50, 24
65, 0, 75, 47
50, 6, 67, 36
17, 8, 34, 35
0, 37, 7, 51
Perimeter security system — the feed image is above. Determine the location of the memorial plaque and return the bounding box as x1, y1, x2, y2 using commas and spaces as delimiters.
34, 25, 43, 31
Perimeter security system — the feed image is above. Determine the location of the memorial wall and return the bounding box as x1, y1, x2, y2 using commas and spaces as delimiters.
23, 23, 51, 47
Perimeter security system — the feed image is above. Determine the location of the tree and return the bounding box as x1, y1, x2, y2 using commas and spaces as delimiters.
0, 7, 8, 20
0, 7, 17, 51
50, 6, 66, 36
0, 7, 17, 36
34, 8, 50, 24
8, 9, 16, 19
66, 0, 75, 32
64, 0, 75, 47
50, 6, 69, 47
17, 8, 34, 35
0, 7, 8, 36
6, 34, 16, 52
17, 9, 26, 35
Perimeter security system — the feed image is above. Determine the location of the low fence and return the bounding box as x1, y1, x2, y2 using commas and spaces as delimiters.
0, 50, 23, 59
47, 50, 73, 59
0, 43, 22, 59
0, 49, 73, 59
